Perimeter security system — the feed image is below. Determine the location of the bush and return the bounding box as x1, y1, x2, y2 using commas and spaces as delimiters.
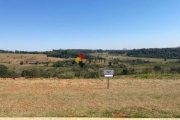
0, 64, 18, 78
20, 61, 23, 65
121, 68, 128, 75
21, 69, 40, 78
83, 71, 100, 78
40, 70, 53, 78
142, 68, 152, 74
113, 68, 121, 75
120, 67, 135, 75
74, 72, 81, 78
170, 66, 180, 73
154, 65, 161, 71
35, 61, 39, 65
119, 64, 126, 68
52, 60, 74, 67
0, 64, 9, 77
55, 72, 74, 79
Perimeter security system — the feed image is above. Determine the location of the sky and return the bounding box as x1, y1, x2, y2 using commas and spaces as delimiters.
0, 0, 180, 51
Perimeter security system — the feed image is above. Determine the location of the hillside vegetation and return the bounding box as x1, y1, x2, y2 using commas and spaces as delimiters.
0, 48, 180, 79
0, 48, 180, 117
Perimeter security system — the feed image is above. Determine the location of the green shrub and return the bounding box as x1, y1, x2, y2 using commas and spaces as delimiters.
170, 66, 180, 73
55, 72, 74, 79
20, 61, 23, 65
0, 64, 9, 77
52, 60, 73, 67
40, 70, 53, 78
113, 68, 122, 75
0, 64, 19, 78
121, 68, 128, 75
154, 65, 161, 71
74, 72, 81, 78
119, 64, 126, 68
142, 68, 152, 74
21, 69, 40, 78
83, 72, 100, 78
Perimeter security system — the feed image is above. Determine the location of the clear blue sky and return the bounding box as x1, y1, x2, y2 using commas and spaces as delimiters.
0, 0, 180, 51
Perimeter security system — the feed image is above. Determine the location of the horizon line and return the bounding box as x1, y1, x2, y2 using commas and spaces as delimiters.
1, 46, 180, 52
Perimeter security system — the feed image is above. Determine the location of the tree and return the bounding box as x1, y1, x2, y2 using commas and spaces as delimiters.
20, 61, 23, 65
154, 65, 161, 71
108, 62, 112, 66
164, 57, 167, 61
103, 58, 106, 63
121, 68, 128, 75
46, 62, 49, 67
178, 56, 180, 62
0, 64, 19, 78
0, 64, 9, 77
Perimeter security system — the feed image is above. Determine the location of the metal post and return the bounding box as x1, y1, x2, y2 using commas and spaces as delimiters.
107, 77, 109, 89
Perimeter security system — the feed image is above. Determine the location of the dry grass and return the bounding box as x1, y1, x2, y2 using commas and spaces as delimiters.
90, 53, 178, 65
0, 78, 180, 117
0, 53, 65, 64
0, 53, 67, 71
107, 55, 178, 63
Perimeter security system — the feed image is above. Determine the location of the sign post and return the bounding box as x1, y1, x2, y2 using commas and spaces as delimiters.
104, 70, 114, 89
107, 77, 109, 89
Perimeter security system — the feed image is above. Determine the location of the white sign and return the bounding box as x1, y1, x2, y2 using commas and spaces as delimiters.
104, 70, 114, 77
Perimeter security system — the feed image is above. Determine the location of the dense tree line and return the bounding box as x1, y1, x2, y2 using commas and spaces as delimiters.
46, 49, 99, 58
0, 49, 126, 55
1, 47, 180, 59
126, 48, 180, 59
0, 50, 14, 53
47, 49, 128, 58
0, 49, 48, 54
14, 50, 48, 54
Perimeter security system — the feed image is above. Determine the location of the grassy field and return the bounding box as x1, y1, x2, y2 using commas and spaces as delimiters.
0, 53, 66, 71
1, 53, 178, 63
0, 53, 179, 69
0, 78, 180, 117
90, 52, 178, 63
0, 53, 65, 64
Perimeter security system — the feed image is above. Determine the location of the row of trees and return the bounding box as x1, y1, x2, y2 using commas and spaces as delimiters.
46, 47, 180, 59
127, 48, 180, 59
0, 49, 48, 54
1, 47, 180, 59
0, 49, 104, 55
46, 49, 99, 58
